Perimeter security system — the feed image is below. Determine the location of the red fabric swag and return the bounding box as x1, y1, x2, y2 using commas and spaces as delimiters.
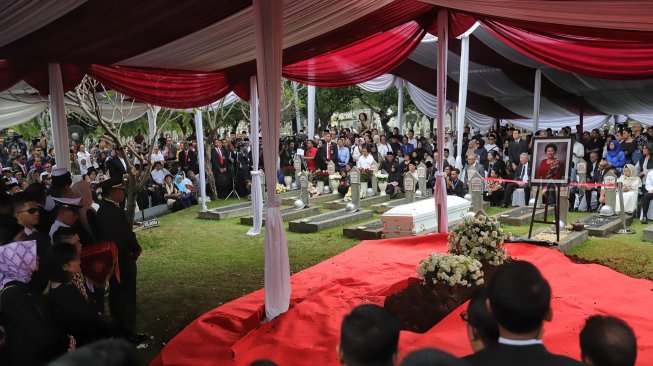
482, 20, 653, 80
87, 65, 232, 109
284, 21, 426, 87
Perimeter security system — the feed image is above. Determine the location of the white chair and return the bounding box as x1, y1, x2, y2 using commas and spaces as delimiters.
512, 188, 526, 206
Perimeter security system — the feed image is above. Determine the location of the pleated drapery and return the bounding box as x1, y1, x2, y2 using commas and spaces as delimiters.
253, 0, 291, 320
248, 75, 263, 236
48, 63, 70, 171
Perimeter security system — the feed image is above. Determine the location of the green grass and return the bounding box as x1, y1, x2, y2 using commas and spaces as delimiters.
133, 200, 653, 364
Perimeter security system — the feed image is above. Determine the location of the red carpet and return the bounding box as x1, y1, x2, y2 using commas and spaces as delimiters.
150, 234, 653, 366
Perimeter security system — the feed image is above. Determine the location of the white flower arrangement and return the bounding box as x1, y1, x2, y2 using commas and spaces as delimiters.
329, 173, 342, 181
375, 172, 389, 183
447, 214, 510, 266
308, 184, 320, 197
275, 183, 286, 194
417, 253, 484, 287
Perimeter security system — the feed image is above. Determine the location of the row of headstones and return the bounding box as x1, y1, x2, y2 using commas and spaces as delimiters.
295, 162, 432, 209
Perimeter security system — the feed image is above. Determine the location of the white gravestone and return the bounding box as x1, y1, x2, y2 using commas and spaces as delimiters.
349, 167, 361, 209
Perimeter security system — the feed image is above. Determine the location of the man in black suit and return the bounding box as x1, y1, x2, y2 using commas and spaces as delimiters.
210, 139, 231, 198
501, 153, 530, 208
317, 132, 337, 171
582, 152, 601, 211
447, 168, 466, 198
507, 130, 529, 170
177, 142, 197, 174
95, 179, 147, 344
106, 148, 128, 181
465, 261, 584, 366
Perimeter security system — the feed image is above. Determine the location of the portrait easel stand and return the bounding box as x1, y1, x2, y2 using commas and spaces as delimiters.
528, 183, 562, 242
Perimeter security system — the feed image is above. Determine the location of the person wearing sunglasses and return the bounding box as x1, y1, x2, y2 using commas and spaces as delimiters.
11, 192, 53, 293
460, 286, 499, 354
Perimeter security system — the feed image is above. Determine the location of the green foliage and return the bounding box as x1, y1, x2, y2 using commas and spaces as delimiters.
11, 117, 41, 138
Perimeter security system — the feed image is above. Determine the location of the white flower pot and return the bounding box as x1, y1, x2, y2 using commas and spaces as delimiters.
330, 179, 340, 193
360, 181, 368, 198
378, 181, 388, 196
284, 175, 293, 189
317, 180, 324, 194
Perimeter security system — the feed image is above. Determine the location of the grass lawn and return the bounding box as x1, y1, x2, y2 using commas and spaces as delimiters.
133, 200, 653, 365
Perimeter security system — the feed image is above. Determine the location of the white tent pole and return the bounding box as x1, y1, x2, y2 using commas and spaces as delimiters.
397, 78, 405, 135
533, 68, 542, 132
435, 10, 449, 233
455, 34, 470, 169
307, 85, 316, 138
194, 111, 208, 212
254, 0, 290, 321
292, 81, 301, 134
248, 75, 263, 236
48, 63, 70, 171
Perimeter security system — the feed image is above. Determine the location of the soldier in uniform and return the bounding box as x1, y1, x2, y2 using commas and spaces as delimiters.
95, 178, 147, 344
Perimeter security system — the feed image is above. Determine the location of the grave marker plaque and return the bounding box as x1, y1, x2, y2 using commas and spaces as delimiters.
576, 159, 587, 194
350, 167, 361, 209
294, 155, 302, 180
299, 172, 309, 206
603, 171, 617, 213
404, 173, 416, 203
469, 171, 483, 213
417, 162, 427, 197
559, 185, 569, 225
370, 161, 379, 195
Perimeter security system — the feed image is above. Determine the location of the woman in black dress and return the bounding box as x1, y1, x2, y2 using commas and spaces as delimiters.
46, 243, 117, 346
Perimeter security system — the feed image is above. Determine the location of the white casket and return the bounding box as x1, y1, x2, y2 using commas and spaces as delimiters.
381, 196, 471, 238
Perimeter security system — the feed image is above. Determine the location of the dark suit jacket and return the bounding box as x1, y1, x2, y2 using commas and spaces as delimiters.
106, 157, 127, 181
178, 149, 198, 172
316, 142, 337, 170
508, 139, 529, 166
447, 178, 466, 197
210, 147, 229, 174
96, 200, 140, 279
464, 343, 583, 366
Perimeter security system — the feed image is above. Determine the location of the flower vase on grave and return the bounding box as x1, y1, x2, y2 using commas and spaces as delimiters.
330, 178, 340, 193
317, 180, 324, 194
284, 176, 293, 189
378, 181, 388, 196
361, 182, 368, 198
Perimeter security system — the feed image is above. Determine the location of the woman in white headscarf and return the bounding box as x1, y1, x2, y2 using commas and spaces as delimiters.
614, 164, 641, 214
0, 241, 73, 365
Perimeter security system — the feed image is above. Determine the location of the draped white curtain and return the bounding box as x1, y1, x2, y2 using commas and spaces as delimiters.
193, 111, 208, 212
248, 76, 263, 236
435, 10, 449, 233
455, 35, 470, 169
404, 81, 454, 118
121, 0, 390, 71
48, 64, 70, 171
357, 74, 398, 92
307, 85, 315, 138
503, 115, 611, 132
466, 109, 497, 130
397, 78, 405, 135
0, 98, 48, 129
254, 0, 290, 320
533, 68, 542, 131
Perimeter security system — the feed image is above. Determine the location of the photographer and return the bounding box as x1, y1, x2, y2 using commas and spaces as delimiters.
230, 139, 252, 197
279, 138, 295, 169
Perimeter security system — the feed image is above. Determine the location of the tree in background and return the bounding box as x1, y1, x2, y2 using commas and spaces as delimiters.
71, 75, 175, 223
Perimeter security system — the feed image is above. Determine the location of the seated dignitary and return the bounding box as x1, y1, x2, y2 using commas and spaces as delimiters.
580, 315, 637, 366
464, 261, 583, 366
338, 304, 400, 366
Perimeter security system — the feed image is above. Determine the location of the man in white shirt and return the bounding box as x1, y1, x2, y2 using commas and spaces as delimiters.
356, 147, 375, 169
572, 135, 585, 166
407, 130, 418, 149
77, 144, 91, 164
150, 146, 165, 163
150, 161, 168, 185
444, 148, 455, 167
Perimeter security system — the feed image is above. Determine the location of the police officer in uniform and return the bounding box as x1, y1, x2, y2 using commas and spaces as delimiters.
95, 178, 147, 344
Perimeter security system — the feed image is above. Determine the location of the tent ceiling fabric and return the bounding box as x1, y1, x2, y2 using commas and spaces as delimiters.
0, 1, 652, 116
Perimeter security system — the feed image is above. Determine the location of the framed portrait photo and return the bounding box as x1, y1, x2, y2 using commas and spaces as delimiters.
530, 137, 572, 185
